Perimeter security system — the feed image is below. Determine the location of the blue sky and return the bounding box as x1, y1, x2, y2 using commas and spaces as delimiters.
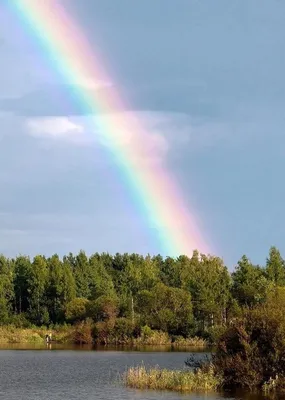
0, 0, 284, 268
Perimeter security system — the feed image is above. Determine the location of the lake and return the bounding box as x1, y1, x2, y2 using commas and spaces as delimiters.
0, 345, 270, 400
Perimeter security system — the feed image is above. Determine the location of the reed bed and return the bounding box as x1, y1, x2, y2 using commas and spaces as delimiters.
0, 325, 76, 344
0, 326, 46, 343
124, 364, 221, 392
172, 336, 208, 347
134, 330, 171, 345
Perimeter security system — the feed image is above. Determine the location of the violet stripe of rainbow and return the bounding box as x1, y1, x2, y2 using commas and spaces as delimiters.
12, 0, 210, 257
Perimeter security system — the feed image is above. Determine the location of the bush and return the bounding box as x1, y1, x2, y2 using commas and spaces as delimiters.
203, 325, 227, 345
213, 305, 285, 390
65, 298, 90, 323
93, 321, 113, 345
87, 295, 119, 322
112, 318, 134, 343
6, 313, 32, 328
72, 318, 93, 344
134, 326, 171, 345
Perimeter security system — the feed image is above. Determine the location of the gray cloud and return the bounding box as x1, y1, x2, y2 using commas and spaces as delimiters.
0, 82, 218, 118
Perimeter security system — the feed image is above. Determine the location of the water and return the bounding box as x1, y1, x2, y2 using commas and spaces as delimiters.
0, 345, 271, 400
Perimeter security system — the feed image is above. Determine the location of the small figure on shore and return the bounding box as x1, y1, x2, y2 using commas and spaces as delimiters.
45, 333, 52, 343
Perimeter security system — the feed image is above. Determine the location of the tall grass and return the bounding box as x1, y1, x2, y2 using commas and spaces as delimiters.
134, 330, 171, 345
0, 325, 76, 344
172, 336, 208, 348
0, 326, 47, 344
124, 364, 221, 392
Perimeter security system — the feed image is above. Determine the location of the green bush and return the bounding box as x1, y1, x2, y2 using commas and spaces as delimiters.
112, 318, 134, 343
65, 298, 90, 323
204, 325, 227, 345
213, 304, 285, 390
72, 318, 93, 344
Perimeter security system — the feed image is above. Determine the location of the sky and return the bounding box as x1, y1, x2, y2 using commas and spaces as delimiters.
0, 0, 284, 268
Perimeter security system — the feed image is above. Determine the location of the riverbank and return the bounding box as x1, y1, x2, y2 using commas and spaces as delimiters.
0, 325, 72, 344
0, 325, 208, 347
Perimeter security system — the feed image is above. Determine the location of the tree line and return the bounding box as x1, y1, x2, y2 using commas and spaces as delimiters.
0, 246, 284, 340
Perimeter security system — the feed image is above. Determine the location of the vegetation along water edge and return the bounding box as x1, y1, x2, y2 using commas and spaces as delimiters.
1, 247, 285, 394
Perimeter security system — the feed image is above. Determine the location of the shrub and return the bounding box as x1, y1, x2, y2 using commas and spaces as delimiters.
134, 326, 171, 345
87, 295, 119, 322
112, 318, 134, 344
65, 298, 90, 323
204, 325, 227, 345
213, 306, 285, 390
72, 318, 93, 344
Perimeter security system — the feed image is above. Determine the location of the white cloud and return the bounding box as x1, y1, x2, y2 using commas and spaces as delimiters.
21, 110, 259, 166
25, 117, 85, 144
24, 111, 194, 164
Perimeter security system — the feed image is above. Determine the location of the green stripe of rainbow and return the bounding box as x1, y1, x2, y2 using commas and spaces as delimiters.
11, 0, 210, 257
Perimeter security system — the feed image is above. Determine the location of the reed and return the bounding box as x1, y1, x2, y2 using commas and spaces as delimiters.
124, 364, 221, 392
0, 325, 77, 344
0, 326, 46, 343
134, 330, 171, 345
172, 336, 208, 347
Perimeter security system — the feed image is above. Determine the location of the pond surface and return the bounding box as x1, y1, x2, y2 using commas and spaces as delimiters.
0, 345, 272, 400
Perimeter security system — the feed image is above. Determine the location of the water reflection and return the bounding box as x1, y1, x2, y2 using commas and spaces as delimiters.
0, 347, 273, 400
0, 342, 212, 352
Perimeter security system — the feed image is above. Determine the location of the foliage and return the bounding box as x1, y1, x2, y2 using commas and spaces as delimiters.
65, 298, 90, 323
0, 246, 284, 350
134, 326, 171, 345
213, 292, 285, 391
72, 318, 93, 344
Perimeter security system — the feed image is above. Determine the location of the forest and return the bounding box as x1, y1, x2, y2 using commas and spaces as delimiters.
0, 246, 284, 344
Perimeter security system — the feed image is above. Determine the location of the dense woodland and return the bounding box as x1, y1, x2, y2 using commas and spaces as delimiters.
0, 247, 284, 343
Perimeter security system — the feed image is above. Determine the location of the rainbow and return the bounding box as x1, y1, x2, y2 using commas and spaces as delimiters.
10, 0, 210, 257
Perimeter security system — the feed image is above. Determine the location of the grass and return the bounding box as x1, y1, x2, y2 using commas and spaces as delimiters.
124, 364, 222, 392
0, 324, 209, 347
172, 336, 208, 348
0, 325, 77, 344
0, 326, 47, 344
134, 330, 171, 345
133, 328, 208, 347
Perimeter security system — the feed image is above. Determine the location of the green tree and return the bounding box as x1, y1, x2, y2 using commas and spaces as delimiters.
184, 254, 231, 329
28, 255, 49, 325
65, 298, 90, 323
46, 254, 76, 323
232, 255, 269, 308
266, 246, 285, 286
89, 255, 115, 300
13, 256, 31, 314
137, 282, 193, 336
74, 250, 91, 298
0, 255, 14, 322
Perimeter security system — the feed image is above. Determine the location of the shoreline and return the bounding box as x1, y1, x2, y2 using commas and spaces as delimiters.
0, 325, 210, 348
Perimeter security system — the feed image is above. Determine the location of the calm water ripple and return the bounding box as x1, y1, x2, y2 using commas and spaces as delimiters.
0, 347, 270, 400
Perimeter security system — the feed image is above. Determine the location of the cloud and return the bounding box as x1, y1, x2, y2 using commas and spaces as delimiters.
23, 110, 245, 162
0, 82, 216, 118
26, 116, 85, 144
24, 111, 192, 164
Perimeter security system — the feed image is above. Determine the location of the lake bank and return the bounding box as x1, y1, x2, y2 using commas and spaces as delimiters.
0, 325, 209, 347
